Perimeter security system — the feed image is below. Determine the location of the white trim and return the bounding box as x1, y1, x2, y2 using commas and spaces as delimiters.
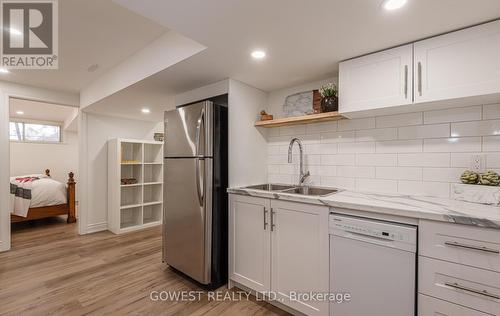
78, 112, 89, 234
86, 221, 108, 234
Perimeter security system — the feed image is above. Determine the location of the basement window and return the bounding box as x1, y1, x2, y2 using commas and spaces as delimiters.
9, 121, 61, 143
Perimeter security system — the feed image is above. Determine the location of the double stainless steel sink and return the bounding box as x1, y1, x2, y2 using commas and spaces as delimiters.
244, 183, 339, 197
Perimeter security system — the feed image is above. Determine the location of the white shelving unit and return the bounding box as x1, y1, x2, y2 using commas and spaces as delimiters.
108, 138, 163, 234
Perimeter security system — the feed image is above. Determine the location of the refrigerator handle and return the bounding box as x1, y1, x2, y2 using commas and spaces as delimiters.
195, 158, 204, 206
195, 107, 205, 157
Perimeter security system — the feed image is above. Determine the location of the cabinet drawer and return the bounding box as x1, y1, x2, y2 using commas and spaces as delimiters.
418, 294, 490, 316
420, 220, 500, 272
419, 256, 500, 315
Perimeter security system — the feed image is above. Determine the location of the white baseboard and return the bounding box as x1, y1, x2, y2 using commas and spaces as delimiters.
0, 240, 8, 252
86, 221, 108, 234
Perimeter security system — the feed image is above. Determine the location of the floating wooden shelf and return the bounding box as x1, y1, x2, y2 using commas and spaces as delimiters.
255, 111, 345, 128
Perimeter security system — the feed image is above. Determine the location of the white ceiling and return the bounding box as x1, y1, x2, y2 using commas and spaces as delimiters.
10, 98, 77, 124
1, 0, 167, 92
115, 0, 500, 92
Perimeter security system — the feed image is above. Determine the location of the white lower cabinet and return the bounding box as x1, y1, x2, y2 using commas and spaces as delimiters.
418, 294, 490, 316
229, 195, 271, 293
229, 194, 329, 316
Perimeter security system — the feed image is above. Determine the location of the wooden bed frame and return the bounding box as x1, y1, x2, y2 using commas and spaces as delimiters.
11, 169, 76, 223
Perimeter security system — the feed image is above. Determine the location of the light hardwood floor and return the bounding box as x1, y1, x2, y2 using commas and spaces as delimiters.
0, 218, 289, 316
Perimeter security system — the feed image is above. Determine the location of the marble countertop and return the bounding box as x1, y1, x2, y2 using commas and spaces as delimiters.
227, 186, 500, 229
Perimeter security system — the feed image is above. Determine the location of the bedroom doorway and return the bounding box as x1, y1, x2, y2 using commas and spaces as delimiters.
8, 97, 79, 245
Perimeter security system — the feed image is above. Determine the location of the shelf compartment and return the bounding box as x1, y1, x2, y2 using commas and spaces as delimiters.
120, 164, 142, 185
120, 207, 142, 229
144, 143, 163, 163
121, 142, 142, 163
121, 185, 142, 207
143, 204, 162, 224
143, 183, 162, 204
144, 164, 162, 183
255, 111, 344, 128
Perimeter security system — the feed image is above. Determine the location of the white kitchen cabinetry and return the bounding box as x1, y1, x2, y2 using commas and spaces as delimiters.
339, 20, 500, 117
418, 220, 500, 315
414, 20, 500, 104
229, 195, 271, 293
339, 44, 413, 114
418, 294, 490, 316
270, 200, 329, 316
229, 194, 329, 316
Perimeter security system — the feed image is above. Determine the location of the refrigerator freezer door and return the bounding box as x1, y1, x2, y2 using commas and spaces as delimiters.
164, 157, 213, 284
164, 101, 213, 158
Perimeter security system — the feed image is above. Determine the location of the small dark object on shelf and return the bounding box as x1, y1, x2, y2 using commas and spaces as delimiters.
321, 96, 338, 112
121, 178, 138, 185
154, 133, 164, 142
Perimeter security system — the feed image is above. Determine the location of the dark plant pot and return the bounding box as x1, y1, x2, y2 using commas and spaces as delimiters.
320, 96, 338, 113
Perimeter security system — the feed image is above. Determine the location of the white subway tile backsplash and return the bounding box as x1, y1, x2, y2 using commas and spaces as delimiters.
397, 181, 450, 198
338, 117, 376, 131
398, 124, 450, 140
424, 106, 482, 124
320, 131, 355, 143
423, 137, 481, 152
356, 178, 398, 194
451, 120, 500, 137
376, 167, 422, 181
321, 154, 356, 166
267, 104, 500, 199
337, 166, 376, 179
356, 154, 398, 166
450, 153, 475, 168
306, 121, 337, 134
483, 103, 500, 120
483, 136, 500, 152
320, 176, 356, 190
376, 140, 422, 153
279, 124, 306, 136
486, 153, 500, 168
338, 142, 376, 154
355, 128, 398, 142
422, 168, 463, 182
376, 112, 423, 128
398, 153, 450, 167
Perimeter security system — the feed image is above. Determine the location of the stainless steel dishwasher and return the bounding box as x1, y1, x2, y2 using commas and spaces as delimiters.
329, 213, 417, 316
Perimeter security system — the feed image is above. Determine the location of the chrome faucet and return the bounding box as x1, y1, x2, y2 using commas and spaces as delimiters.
288, 138, 310, 185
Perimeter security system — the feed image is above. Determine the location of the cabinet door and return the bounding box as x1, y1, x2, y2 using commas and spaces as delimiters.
270, 200, 329, 316
229, 194, 271, 293
339, 44, 413, 114
414, 20, 500, 103
418, 294, 490, 316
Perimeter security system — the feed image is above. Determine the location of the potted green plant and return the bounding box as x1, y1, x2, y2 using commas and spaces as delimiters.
319, 83, 338, 112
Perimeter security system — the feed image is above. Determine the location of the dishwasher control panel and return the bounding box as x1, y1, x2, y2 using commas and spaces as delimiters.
329, 214, 417, 251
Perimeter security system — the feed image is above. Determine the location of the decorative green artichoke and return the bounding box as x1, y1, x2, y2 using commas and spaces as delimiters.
479, 171, 500, 186
460, 170, 479, 184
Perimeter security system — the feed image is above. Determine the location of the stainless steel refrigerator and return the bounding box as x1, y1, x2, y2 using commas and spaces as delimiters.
163, 100, 228, 289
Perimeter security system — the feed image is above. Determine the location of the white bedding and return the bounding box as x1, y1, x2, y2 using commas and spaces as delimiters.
10, 174, 67, 217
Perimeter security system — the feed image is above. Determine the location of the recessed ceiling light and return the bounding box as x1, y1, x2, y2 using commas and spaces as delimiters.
382, 0, 407, 10
16, 111, 24, 115
0, 68, 10, 73
141, 108, 151, 114
251, 50, 266, 59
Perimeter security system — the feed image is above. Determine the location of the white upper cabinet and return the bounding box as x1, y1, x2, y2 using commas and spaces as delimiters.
339, 44, 413, 114
339, 20, 500, 117
414, 20, 500, 104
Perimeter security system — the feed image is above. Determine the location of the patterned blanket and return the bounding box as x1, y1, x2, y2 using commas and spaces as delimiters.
10, 176, 41, 217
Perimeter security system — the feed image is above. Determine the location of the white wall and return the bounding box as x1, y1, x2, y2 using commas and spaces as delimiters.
228, 79, 268, 186
0, 80, 79, 252
266, 79, 500, 198
10, 131, 79, 184
80, 113, 162, 233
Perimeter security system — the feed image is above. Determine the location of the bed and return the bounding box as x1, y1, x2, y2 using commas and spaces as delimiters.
10, 169, 76, 223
